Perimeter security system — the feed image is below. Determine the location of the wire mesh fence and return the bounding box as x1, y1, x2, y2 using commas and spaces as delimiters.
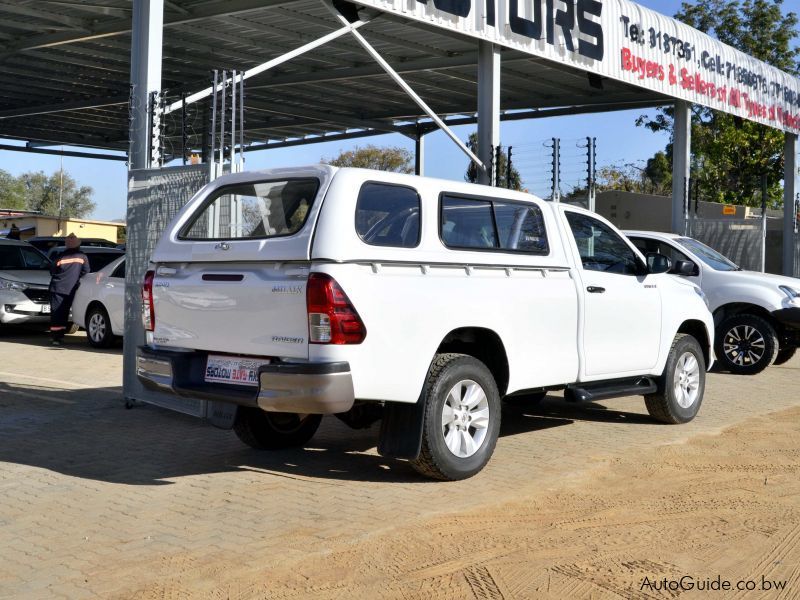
123, 164, 211, 415
510, 137, 594, 205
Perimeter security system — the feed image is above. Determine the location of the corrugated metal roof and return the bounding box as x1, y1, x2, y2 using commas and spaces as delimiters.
0, 0, 668, 156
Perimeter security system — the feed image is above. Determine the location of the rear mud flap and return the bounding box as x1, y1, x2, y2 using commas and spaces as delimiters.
378, 399, 425, 460
207, 401, 238, 430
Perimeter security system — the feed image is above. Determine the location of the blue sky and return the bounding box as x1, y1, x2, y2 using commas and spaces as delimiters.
0, 0, 691, 221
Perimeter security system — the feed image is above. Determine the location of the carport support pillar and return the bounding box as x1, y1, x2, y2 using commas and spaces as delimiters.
784, 133, 798, 276
477, 42, 500, 186
415, 129, 425, 176
129, 0, 163, 169
672, 100, 691, 234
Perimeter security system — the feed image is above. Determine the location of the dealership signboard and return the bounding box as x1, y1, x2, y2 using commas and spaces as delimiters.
351, 0, 800, 133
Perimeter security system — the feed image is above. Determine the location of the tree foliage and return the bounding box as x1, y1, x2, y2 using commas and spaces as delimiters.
464, 132, 523, 190
0, 169, 26, 210
638, 0, 799, 207
0, 169, 95, 218
323, 144, 414, 173
587, 152, 673, 196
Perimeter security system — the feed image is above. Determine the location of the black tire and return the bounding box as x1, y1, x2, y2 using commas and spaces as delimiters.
233, 407, 322, 450
66, 322, 79, 335
411, 353, 501, 481
85, 305, 114, 348
715, 314, 778, 375
503, 390, 547, 406
645, 334, 706, 424
773, 347, 797, 366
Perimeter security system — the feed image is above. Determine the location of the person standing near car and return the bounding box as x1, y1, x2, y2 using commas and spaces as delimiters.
49, 233, 89, 346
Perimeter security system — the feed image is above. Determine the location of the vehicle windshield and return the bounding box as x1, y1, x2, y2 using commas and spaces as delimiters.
0, 244, 51, 270
676, 237, 740, 271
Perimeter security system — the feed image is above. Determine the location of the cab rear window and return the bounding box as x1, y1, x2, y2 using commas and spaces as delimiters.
180, 178, 320, 241
355, 182, 420, 248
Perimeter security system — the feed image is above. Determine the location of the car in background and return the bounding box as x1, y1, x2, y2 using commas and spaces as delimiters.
71, 255, 125, 347
0, 238, 52, 327
28, 236, 118, 254
47, 246, 124, 273
626, 230, 800, 375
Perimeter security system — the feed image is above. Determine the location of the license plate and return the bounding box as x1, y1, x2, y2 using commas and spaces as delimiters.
40, 305, 51, 314
204, 355, 270, 387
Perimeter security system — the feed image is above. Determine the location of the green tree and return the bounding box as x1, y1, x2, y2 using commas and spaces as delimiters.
464, 132, 523, 190
19, 170, 95, 218
0, 169, 26, 210
323, 145, 414, 173
638, 0, 799, 207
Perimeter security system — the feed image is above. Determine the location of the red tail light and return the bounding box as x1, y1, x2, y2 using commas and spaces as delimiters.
306, 273, 366, 344
142, 270, 155, 332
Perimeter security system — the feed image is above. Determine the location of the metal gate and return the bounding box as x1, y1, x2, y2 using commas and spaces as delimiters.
123, 164, 209, 416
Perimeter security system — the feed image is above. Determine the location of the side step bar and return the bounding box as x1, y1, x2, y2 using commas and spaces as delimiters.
565, 377, 658, 403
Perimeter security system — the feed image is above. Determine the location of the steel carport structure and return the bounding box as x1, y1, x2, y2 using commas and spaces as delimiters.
0, 0, 797, 276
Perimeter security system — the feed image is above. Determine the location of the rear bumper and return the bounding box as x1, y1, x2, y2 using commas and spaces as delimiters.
136, 346, 354, 414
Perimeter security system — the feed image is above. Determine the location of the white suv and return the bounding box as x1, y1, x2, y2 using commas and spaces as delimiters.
627, 231, 800, 375
137, 166, 714, 480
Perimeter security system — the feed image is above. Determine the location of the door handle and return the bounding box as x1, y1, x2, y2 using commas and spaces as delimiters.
587, 286, 605, 293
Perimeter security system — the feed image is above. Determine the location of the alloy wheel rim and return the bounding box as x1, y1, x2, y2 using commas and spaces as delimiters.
441, 379, 490, 458
723, 325, 766, 366
88, 313, 106, 342
673, 351, 700, 408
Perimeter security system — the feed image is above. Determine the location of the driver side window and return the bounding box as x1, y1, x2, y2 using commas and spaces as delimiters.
565, 212, 641, 275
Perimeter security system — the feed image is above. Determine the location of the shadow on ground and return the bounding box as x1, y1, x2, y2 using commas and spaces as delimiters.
0, 380, 658, 486
0, 324, 122, 354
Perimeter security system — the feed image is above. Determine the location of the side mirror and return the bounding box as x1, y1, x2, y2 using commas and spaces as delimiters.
674, 259, 699, 276
646, 252, 672, 274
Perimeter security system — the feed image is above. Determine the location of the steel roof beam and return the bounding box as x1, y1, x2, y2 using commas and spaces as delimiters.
0, 143, 125, 161
0, 0, 298, 56
246, 101, 401, 133
0, 3, 91, 30
36, 1, 132, 20
249, 51, 482, 88
0, 97, 127, 120
165, 17, 370, 114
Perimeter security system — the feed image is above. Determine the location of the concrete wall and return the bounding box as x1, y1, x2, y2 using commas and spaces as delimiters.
596, 190, 755, 231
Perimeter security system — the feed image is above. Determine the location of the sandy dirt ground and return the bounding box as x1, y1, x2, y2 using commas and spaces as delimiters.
122, 407, 800, 600
2, 328, 800, 599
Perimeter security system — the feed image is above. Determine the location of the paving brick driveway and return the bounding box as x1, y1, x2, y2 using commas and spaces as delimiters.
1, 326, 799, 598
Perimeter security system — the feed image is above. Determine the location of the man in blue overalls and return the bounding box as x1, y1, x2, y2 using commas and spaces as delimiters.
49, 234, 89, 346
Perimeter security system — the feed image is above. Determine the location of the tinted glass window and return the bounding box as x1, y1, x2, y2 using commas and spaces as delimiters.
87, 252, 123, 273
181, 178, 320, 240
441, 195, 549, 254
0, 245, 50, 270
566, 212, 640, 275
630, 237, 692, 274
111, 259, 126, 279
441, 197, 497, 249
493, 202, 548, 253
355, 183, 420, 248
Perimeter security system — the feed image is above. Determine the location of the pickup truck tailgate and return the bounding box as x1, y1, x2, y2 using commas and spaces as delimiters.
151, 262, 309, 358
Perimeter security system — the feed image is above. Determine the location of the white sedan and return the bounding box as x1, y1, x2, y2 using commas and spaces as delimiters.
72, 255, 125, 347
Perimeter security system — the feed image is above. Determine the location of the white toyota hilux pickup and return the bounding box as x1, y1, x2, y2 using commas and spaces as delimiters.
137, 166, 714, 480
